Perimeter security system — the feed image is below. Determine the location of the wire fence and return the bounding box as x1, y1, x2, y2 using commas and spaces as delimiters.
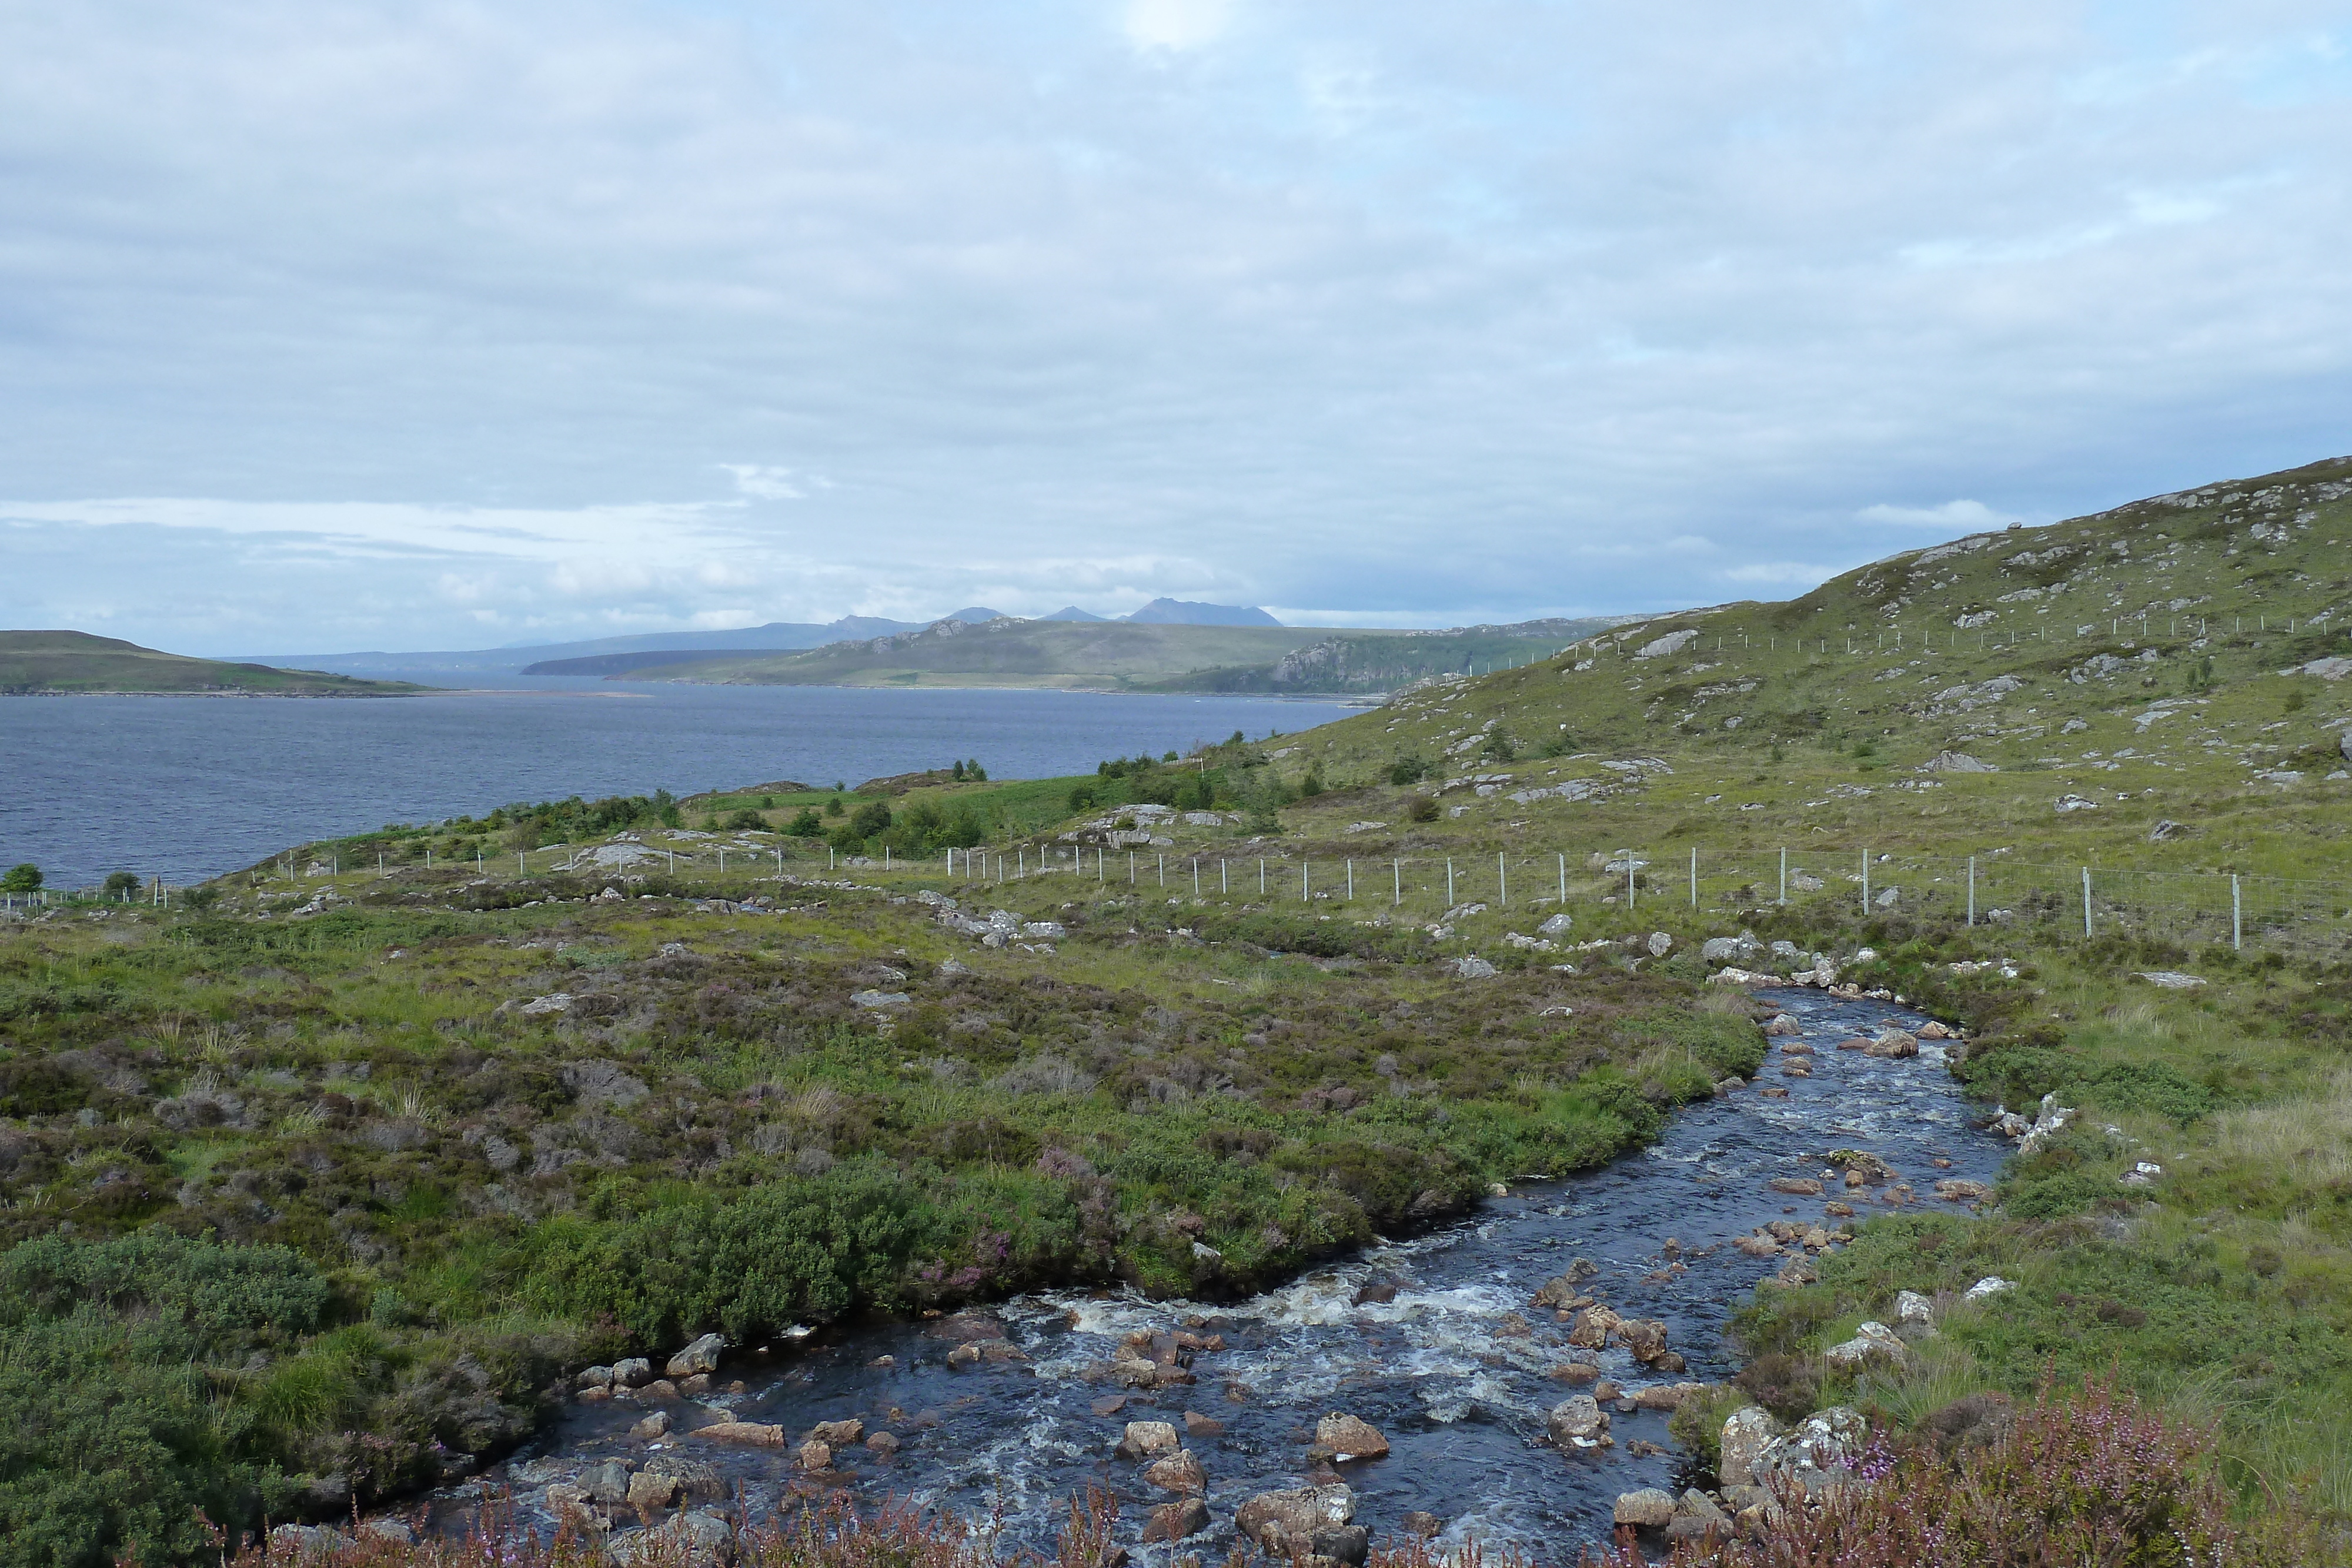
48, 835, 2348, 959
936, 842, 2352, 957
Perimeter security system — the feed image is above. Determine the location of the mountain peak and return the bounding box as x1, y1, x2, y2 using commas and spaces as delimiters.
1123, 599, 1282, 627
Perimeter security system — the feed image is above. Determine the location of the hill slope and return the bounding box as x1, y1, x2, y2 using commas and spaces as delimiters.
1277, 454, 2350, 807
0, 631, 427, 696
593, 616, 1622, 691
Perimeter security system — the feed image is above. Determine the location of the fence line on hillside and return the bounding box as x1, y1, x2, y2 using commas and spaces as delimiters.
62, 833, 2348, 960
943, 841, 2352, 957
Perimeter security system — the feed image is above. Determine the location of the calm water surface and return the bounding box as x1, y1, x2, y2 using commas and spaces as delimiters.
0, 683, 1352, 885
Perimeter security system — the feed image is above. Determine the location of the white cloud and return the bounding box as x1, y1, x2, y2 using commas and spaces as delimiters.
1124, 0, 1236, 52
3, 1, 2349, 653
1855, 500, 2016, 530
721, 464, 806, 501
1719, 561, 1849, 587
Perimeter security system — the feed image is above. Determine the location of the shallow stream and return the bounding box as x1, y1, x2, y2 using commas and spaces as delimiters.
436, 990, 2007, 1557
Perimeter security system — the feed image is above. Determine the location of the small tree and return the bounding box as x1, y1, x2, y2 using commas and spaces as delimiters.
1, 864, 41, 892
824, 795, 845, 818
786, 808, 823, 837
103, 871, 140, 900
849, 800, 894, 840
181, 885, 222, 911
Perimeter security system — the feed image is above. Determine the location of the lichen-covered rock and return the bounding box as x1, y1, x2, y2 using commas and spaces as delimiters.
1719, 1406, 1780, 1487
1754, 1406, 1870, 1497
610, 1510, 734, 1568
1823, 1321, 1906, 1370
666, 1333, 725, 1379
1547, 1395, 1609, 1446
1234, 1484, 1354, 1555
1612, 1489, 1675, 1527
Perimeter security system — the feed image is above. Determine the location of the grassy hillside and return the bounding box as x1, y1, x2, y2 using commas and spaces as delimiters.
1232, 453, 2352, 889
596, 616, 1612, 691
1145, 618, 1627, 694
0, 631, 426, 696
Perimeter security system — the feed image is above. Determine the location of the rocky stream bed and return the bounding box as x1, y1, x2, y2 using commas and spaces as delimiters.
383, 990, 2010, 1562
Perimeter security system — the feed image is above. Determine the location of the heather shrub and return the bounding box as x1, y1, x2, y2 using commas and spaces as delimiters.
1625, 1375, 2312, 1567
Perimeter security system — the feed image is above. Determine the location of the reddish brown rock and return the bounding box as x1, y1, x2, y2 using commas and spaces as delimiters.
1144, 1450, 1206, 1495
1142, 1499, 1210, 1543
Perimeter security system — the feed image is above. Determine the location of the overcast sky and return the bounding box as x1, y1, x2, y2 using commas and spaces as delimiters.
4, 1, 2348, 656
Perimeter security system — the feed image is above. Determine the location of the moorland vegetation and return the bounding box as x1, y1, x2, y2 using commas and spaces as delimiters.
4, 457, 2351, 1564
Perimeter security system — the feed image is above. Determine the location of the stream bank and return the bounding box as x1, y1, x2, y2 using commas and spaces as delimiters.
402, 989, 2005, 1561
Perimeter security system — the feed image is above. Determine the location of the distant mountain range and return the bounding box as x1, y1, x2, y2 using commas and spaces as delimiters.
521, 614, 1630, 693
244, 599, 1283, 677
